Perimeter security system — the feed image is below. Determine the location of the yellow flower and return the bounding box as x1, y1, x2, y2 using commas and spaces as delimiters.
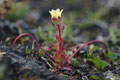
49, 8, 63, 19
49, 8, 63, 24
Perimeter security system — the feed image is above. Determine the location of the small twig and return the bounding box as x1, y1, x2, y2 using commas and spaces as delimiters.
0, 52, 7, 55
32, 41, 35, 50
41, 57, 53, 69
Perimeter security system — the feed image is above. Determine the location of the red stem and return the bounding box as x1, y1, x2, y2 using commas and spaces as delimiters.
55, 24, 63, 54
12, 33, 55, 62
54, 68, 61, 72
67, 40, 108, 63
58, 25, 62, 51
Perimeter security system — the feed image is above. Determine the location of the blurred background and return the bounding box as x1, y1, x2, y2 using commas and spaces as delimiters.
0, 0, 120, 42
0, 0, 120, 80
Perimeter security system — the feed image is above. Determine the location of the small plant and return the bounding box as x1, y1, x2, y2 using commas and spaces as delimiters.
25, 49, 31, 55
108, 50, 118, 60
88, 56, 109, 70
12, 8, 108, 72
38, 22, 73, 43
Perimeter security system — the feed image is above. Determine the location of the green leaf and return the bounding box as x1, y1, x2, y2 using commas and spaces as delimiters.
91, 75, 99, 80
38, 50, 44, 57
25, 49, 31, 55
38, 27, 46, 40
108, 51, 118, 60
48, 25, 56, 41
89, 57, 100, 68
117, 60, 120, 63
100, 60, 109, 69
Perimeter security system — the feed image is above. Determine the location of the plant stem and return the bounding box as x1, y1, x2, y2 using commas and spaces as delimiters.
12, 33, 55, 62
58, 25, 62, 51
67, 40, 108, 63
54, 68, 61, 72
55, 24, 63, 54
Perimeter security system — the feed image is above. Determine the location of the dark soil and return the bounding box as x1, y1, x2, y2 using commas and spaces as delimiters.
0, 42, 70, 80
